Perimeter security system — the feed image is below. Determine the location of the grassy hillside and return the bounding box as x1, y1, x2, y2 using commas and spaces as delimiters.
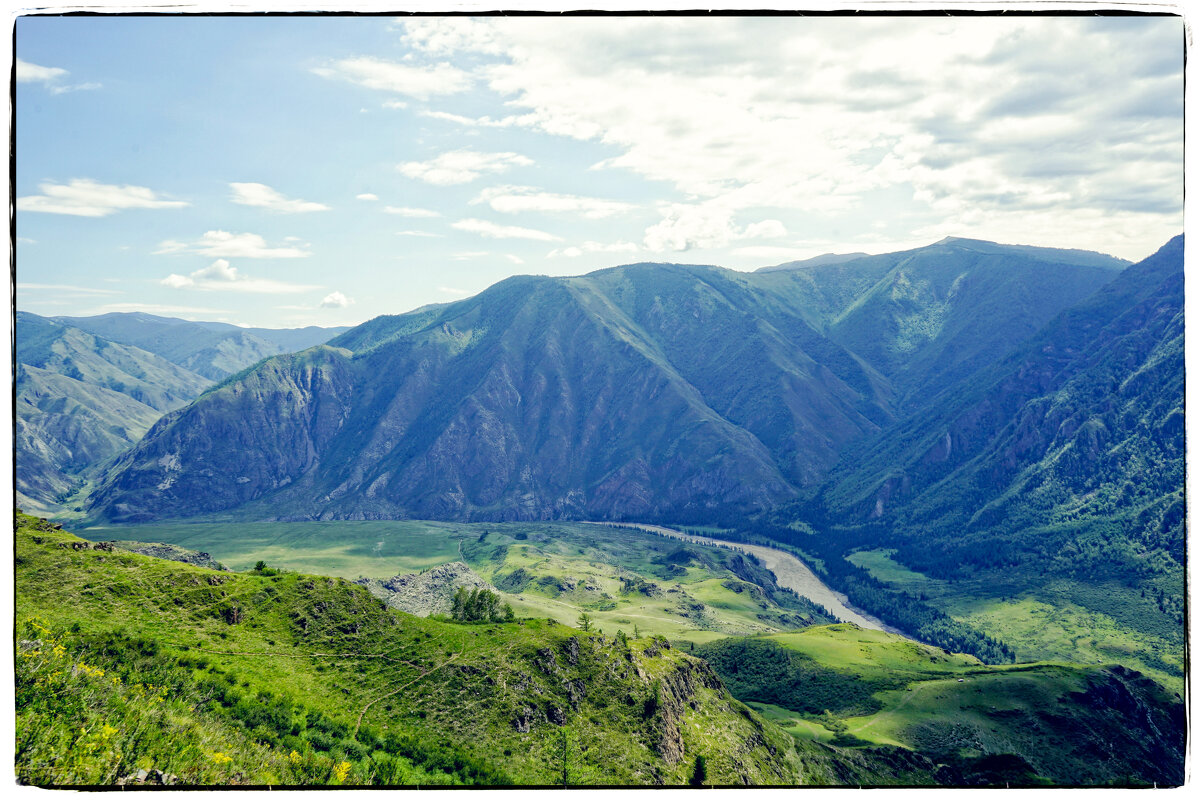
16, 512, 809, 786
846, 548, 1184, 694
75, 520, 835, 642
700, 625, 1184, 786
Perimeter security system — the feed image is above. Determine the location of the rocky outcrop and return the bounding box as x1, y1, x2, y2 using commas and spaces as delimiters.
108, 541, 229, 571
356, 561, 491, 617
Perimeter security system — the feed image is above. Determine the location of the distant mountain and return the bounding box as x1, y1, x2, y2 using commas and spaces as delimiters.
86, 238, 1126, 524
15, 314, 216, 513
760, 238, 1128, 408
15, 364, 165, 513
53, 312, 350, 380
755, 252, 870, 272
17, 312, 211, 411
819, 235, 1184, 633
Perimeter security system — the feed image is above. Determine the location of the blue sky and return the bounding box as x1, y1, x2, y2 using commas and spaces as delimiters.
15, 14, 1184, 329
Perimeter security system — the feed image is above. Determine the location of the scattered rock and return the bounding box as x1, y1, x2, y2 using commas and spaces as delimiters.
356, 562, 492, 617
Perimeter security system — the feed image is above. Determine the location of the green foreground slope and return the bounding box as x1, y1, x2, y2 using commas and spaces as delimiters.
700, 625, 1184, 786
15, 513, 808, 787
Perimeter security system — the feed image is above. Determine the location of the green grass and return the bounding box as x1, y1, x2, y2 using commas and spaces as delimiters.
698, 624, 1184, 786
77, 520, 833, 643
845, 548, 1184, 694
17, 513, 805, 787
77, 520, 464, 577
847, 549, 933, 586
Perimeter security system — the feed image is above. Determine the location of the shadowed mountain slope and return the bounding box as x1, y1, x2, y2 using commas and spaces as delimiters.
806, 236, 1184, 652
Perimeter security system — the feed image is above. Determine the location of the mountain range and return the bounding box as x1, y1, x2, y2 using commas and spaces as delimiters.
78, 236, 1135, 524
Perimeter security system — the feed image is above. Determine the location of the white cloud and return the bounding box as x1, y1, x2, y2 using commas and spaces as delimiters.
161, 259, 321, 294
548, 240, 640, 258
420, 109, 532, 128
155, 230, 310, 259
16, 59, 100, 93
473, 185, 637, 218
312, 56, 471, 99
230, 182, 330, 213
356, 193, 379, 201
50, 82, 101, 95
452, 218, 561, 242
401, 16, 1181, 261
17, 179, 188, 217
730, 245, 814, 260
644, 204, 787, 252
506, 254, 525, 264
398, 149, 532, 186
395, 230, 443, 237
320, 291, 353, 308
16, 58, 67, 83
384, 206, 440, 218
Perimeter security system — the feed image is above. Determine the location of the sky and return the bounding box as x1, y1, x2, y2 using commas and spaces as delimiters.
13, 12, 1185, 329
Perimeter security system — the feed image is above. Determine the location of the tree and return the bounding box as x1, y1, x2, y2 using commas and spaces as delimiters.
556, 726, 572, 786
689, 754, 707, 787
253, 560, 267, 572
452, 587, 510, 623
577, 612, 592, 632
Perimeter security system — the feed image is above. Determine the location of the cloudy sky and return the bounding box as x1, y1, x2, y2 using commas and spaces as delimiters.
15, 13, 1184, 328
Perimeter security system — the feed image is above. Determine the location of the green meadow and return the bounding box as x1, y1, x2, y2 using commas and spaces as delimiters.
699, 624, 1182, 786
78, 520, 831, 643
847, 548, 1184, 694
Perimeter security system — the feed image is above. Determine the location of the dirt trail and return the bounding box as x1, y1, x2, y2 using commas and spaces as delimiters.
582, 522, 902, 634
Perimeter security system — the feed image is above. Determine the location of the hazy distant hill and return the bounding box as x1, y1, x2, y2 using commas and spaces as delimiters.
54, 312, 350, 380
15, 312, 350, 514
86, 239, 1125, 524
754, 251, 870, 272
15, 314, 214, 513
17, 312, 211, 411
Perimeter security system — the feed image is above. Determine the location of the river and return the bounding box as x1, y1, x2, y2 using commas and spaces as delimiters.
582, 521, 903, 635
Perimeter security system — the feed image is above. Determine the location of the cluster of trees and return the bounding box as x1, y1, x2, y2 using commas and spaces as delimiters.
450, 587, 515, 623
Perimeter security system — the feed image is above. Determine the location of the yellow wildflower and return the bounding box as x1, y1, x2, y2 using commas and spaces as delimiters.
289, 750, 301, 764
101, 724, 118, 740
332, 761, 351, 784
210, 751, 233, 765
